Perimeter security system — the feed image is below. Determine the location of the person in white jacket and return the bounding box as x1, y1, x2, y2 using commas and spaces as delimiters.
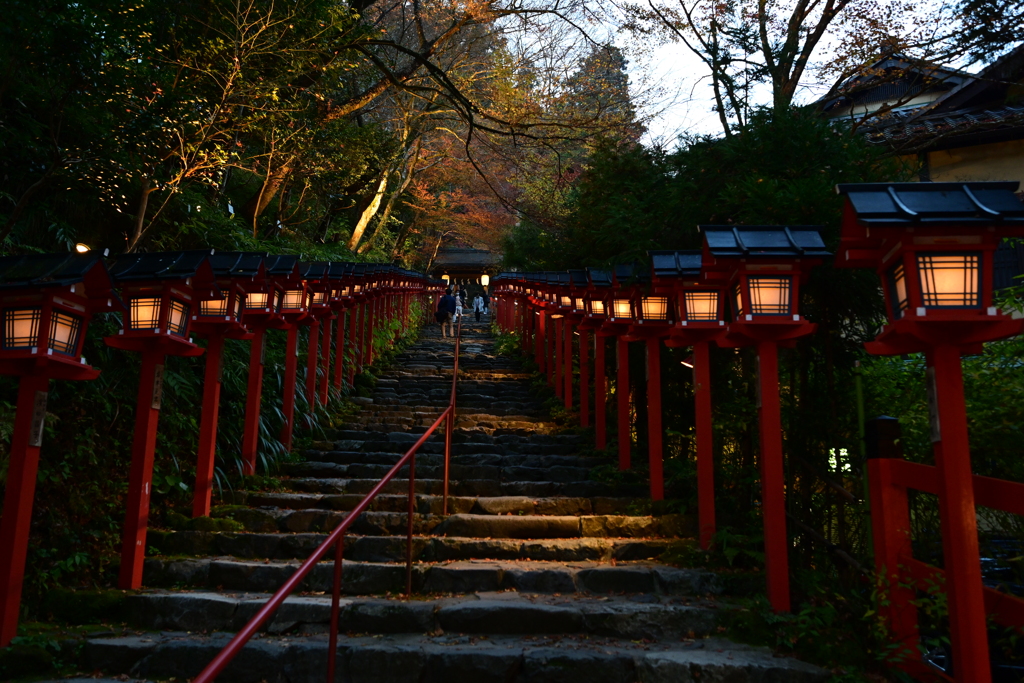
472, 294, 484, 322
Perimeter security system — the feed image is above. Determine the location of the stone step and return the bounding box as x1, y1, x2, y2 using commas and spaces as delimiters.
238, 492, 634, 516
143, 558, 720, 596
179, 509, 690, 538
280, 477, 647, 498
76, 631, 827, 683
298, 450, 606, 470
150, 532, 679, 563
125, 591, 724, 639
285, 461, 597, 484
324, 430, 587, 447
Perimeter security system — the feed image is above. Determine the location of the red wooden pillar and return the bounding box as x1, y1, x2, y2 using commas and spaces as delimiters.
564, 320, 573, 409
279, 326, 300, 451
929, 345, 992, 682
579, 329, 590, 427
306, 319, 321, 409
193, 335, 225, 518
119, 350, 166, 589
554, 318, 563, 397
319, 318, 332, 405
337, 313, 346, 388
867, 458, 920, 663
357, 302, 367, 372
646, 338, 664, 501
240, 329, 266, 476
366, 298, 376, 367
535, 312, 546, 373
616, 336, 630, 470
348, 306, 359, 384
756, 340, 790, 613
0, 375, 50, 646
595, 334, 607, 450
693, 341, 716, 549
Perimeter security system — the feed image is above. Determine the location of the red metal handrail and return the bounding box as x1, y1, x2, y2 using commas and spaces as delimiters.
194, 317, 462, 683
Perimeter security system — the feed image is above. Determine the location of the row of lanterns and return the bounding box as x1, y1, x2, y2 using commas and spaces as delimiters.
492, 181, 1024, 683
0, 250, 440, 647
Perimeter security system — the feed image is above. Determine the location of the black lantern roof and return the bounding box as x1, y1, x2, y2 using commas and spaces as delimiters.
836, 182, 1024, 226
587, 268, 613, 288
612, 262, 648, 286
208, 251, 266, 277
108, 250, 215, 281
649, 250, 702, 278
265, 254, 300, 277
0, 252, 114, 291
299, 261, 330, 279
328, 262, 352, 278
568, 270, 588, 287
699, 225, 831, 258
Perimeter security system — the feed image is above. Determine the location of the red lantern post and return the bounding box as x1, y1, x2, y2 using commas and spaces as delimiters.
237, 255, 296, 475
276, 269, 310, 451
582, 269, 613, 450
599, 265, 642, 471
104, 251, 217, 590
330, 263, 355, 390
700, 225, 830, 612
836, 181, 1024, 682
189, 252, 264, 517
0, 252, 119, 646
652, 250, 727, 548
621, 256, 679, 501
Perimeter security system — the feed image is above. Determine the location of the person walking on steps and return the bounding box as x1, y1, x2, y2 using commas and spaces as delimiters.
437, 288, 457, 338
454, 288, 464, 322
473, 294, 484, 322
482, 291, 490, 313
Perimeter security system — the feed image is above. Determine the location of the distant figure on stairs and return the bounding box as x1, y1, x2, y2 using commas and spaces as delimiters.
482, 291, 490, 313
438, 288, 457, 338
454, 288, 464, 322
473, 294, 484, 322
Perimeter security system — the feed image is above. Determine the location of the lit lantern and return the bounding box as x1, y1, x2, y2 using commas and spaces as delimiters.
650, 249, 725, 546
481, 273, 490, 288
238, 254, 300, 476
700, 225, 830, 614
103, 251, 217, 592
328, 262, 354, 391
836, 182, 1024, 678
835, 182, 1024, 350
189, 252, 265, 519
0, 252, 120, 648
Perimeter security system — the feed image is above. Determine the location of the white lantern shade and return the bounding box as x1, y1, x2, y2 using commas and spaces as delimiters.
684, 291, 719, 321
281, 289, 304, 310
48, 310, 82, 355
640, 296, 669, 321
167, 300, 189, 336
917, 253, 979, 307
747, 276, 792, 315
200, 298, 230, 316
481, 274, 490, 287
612, 298, 632, 319
3, 308, 40, 348
129, 297, 162, 330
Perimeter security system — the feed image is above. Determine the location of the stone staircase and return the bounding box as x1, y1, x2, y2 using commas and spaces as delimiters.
69, 318, 826, 682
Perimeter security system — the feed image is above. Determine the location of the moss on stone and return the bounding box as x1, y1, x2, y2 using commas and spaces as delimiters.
38, 587, 129, 625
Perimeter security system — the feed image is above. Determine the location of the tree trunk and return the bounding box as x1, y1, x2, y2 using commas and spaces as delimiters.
346, 172, 388, 251
390, 216, 417, 261
126, 176, 153, 253
241, 158, 296, 235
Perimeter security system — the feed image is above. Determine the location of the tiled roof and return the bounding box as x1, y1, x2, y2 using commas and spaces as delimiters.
861, 104, 1024, 150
